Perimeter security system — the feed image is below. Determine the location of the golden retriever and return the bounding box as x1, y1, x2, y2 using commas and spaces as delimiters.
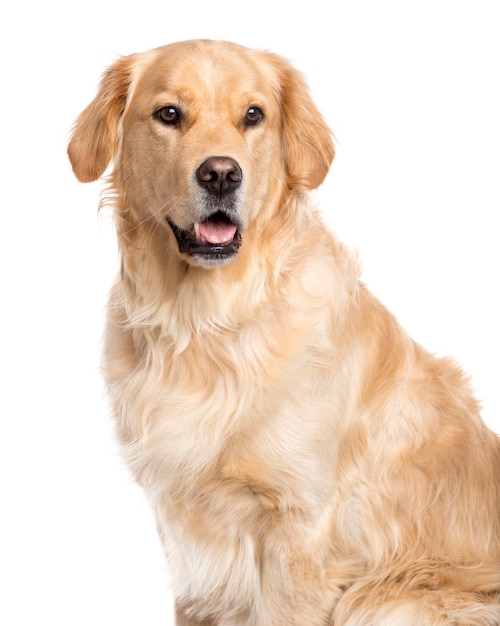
68, 40, 500, 625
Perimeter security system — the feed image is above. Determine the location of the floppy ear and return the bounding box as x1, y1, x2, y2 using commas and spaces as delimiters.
67, 56, 136, 182
275, 58, 335, 190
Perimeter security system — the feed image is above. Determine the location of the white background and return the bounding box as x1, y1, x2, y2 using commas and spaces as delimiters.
1, 1, 499, 624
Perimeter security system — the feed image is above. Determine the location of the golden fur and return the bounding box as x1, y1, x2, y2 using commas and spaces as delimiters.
68, 40, 500, 625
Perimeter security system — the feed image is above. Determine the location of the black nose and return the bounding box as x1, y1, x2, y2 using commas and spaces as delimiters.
196, 157, 242, 195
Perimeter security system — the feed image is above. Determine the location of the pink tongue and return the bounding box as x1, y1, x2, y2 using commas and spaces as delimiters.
199, 220, 237, 245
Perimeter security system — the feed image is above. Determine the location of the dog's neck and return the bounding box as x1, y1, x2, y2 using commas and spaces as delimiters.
111, 190, 355, 354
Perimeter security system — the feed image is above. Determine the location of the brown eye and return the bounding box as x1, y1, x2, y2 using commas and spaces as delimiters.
155, 106, 181, 125
244, 106, 264, 127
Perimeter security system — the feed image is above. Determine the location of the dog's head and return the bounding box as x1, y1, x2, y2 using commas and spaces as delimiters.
68, 40, 334, 268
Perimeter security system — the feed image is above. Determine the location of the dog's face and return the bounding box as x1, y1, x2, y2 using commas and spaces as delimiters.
68, 40, 334, 268
120, 42, 284, 267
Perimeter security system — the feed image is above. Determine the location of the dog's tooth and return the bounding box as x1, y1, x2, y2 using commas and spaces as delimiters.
194, 222, 208, 244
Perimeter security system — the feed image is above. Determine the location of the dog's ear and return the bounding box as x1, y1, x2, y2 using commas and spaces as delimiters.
272, 56, 335, 191
67, 55, 136, 183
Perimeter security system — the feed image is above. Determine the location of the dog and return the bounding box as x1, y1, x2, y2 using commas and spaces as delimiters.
68, 40, 500, 625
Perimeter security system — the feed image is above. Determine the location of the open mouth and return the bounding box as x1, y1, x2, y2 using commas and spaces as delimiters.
167, 211, 242, 263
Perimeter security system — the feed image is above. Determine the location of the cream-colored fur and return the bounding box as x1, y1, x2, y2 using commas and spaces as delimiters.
68, 40, 500, 625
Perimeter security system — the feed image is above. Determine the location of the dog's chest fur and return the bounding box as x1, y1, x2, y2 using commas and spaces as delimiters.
103, 257, 354, 617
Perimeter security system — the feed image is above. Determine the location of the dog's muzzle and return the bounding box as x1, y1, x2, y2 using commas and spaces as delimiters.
167, 156, 244, 267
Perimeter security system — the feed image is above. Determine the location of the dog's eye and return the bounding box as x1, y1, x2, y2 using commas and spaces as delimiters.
155, 106, 181, 125
244, 107, 264, 127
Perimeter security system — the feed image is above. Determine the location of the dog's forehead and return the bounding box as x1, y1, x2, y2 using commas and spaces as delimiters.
131, 40, 279, 107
